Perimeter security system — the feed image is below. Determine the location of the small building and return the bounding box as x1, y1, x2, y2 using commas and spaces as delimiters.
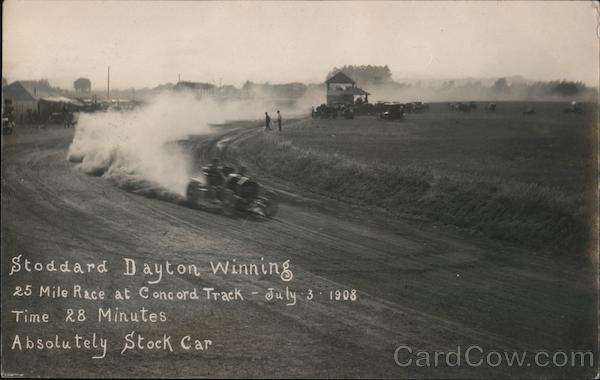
325, 71, 370, 107
3, 81, 82, 123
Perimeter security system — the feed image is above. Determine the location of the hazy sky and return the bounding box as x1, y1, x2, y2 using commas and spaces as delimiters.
3, 1, 599, 90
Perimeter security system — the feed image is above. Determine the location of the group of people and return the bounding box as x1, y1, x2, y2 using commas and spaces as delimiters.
264, 110, 282, 132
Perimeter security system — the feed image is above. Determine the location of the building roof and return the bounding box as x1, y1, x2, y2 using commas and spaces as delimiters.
3, 81, 80, 104
40, 95, 83, 105
3, 82, 37, 101
16, 81, 59, 99
326, 71, 356, 84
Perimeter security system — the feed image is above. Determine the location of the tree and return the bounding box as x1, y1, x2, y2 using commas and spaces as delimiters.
551, 80, 583, 96
492, 78, 509, 93
442, 80, 455, 89
326, 65, 393, 86
74, 78, 91, 93
242, 80, 254, 91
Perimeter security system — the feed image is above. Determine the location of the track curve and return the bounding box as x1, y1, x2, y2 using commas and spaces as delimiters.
1, 126, 596, 378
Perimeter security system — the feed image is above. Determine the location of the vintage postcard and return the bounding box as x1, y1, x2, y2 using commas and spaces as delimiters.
2, 1, 598, 378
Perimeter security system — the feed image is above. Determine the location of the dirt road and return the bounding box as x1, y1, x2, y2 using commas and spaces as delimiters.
1, 125, 596, 378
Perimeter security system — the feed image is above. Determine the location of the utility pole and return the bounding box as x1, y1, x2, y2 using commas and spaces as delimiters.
107, 66, 110, 100
178, 73, 181, 83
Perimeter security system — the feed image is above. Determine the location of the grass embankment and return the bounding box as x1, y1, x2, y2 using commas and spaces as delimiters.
233, 120, 591, 255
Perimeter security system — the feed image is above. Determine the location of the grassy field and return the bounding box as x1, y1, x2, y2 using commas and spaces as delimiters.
235, 101, 597, 255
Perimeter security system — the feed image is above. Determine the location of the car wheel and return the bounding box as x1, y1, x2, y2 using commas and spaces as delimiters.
222, 189, 236, 216
186, 181, 201, 203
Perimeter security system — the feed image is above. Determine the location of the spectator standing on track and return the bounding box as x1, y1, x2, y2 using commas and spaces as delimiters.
276, 110, 282, 132
265, 112, 272, 131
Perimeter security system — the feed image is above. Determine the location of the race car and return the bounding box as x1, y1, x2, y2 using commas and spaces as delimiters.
185, 163, 278, 217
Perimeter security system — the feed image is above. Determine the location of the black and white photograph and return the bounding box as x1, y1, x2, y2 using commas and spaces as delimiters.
1, 1, 599, 378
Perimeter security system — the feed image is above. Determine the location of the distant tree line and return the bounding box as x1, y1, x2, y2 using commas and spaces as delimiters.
323, 68, 598, 101
8, 67, 594, 103
376, 77, 597, 102
322, 65, 595, 100
327, 65, 393, 86
242, 81, 309, 99
490, 78, 590, 97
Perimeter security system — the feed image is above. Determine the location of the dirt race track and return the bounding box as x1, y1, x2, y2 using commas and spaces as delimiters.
1, 124, 597, 378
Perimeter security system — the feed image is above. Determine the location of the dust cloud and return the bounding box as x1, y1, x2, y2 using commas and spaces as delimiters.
67, 89, 317, 197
